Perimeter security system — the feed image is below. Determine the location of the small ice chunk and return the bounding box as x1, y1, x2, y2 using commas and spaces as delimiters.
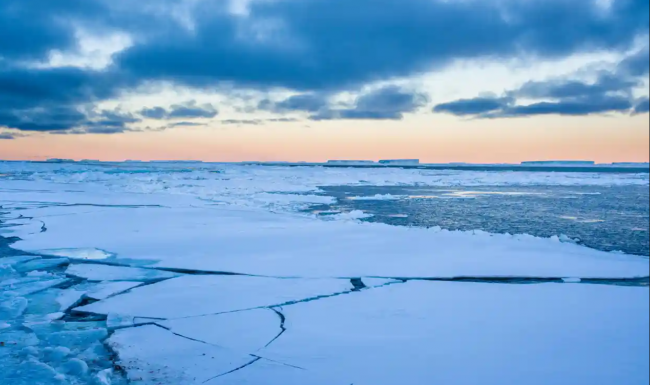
46, 329, 109, 351
95, 369, 116, 385
78, 343, 114, 369
23, 312, 65, 326
0, 295, 29, 319
15, 258, 69, 273
42, 347, 72, 363
348, 194, 403, 201
0, 255, 40, 267
106, 314, 135, 329
0, 330, 40, 349
3, 277, 70, 297
55, 289, 86, 312
21, 346, 40, 358
3, 359, 69, 385
61, 358, 89, 376
107, 313, 158, 329
66, 264, 179, 282
37, 248, 113, 260
332, 210, 373, 221
84, 281, 141, 300
562, 278, 582, 283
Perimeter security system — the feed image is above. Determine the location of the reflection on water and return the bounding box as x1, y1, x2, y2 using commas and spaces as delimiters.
310, 185, 650, 256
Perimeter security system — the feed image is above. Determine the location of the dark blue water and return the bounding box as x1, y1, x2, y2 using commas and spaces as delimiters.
309, 185, 650, 256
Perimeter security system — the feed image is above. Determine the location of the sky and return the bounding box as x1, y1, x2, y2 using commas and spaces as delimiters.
0, 0, 648, 163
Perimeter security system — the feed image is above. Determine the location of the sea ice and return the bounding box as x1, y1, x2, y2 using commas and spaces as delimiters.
75, 275, 355, 319
0, 295, 28, 319
55, 289, 87, 312
204, 357, 343, 385
107, 325, 257, 385
160, 309, 282, 352
38, 248, 114, 261
261, 281, 650, 385
15, 258, 70, 273
14, 204, 648, 279
65, 264, 179, 282
0, 255, 41, 267
3, 277, 70, 297
82, 281, 141, 300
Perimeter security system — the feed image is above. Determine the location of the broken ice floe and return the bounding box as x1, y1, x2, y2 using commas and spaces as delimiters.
38, 248, 114, 261
65, 264, 179, 282
107, 325, 256, 384
74, 275, 355, 319
12, 204, 648, 279
160, 309, 282, 352
260, 281, 650, 385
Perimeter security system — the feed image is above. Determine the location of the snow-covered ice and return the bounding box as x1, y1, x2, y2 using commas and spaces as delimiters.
107, 325, 258, 384
261, 281, 650, 385
65, 264, 179, 282
74, 275, 356, 319
12, 204, 647, 278
15, 258, 70, 273
159, 309, 283, 353
81, 282, 141, 301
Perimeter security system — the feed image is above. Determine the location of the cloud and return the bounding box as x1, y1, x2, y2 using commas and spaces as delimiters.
634, 97, 650, 114
260, 94, 329, 113
433, 49, 649, 118
116, 0, 649, 91
221, 119, 263, 125
0, 105, 140, 135
433, 97, 510, 116
168, 121, 207, 128
618, 47, 650, 77
139, 101, 218, 120
312, 86, 428, 120
515, 74, 638, 100
501, 96, 633, 117
141, 107, 168, 119
0, 0, 105, 61
0, 0, 648, 131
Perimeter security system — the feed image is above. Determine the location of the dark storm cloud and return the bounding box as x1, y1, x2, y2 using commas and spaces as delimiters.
1, 0, 649, 133
0, 65, 132, 133
0, 0, 105, 61
117, 0, 649, 91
